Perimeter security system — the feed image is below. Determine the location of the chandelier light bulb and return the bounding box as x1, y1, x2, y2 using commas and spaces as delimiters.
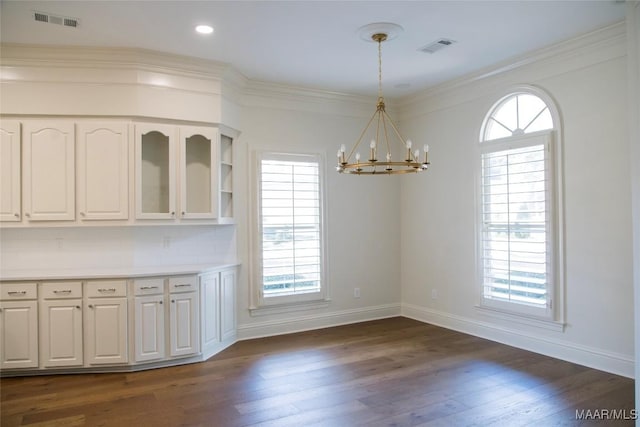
370, 140, 376, 149
356, 152, 361, 162
406, 140, 412, 149
340, 144, 346, 153
424, 144, 429, 152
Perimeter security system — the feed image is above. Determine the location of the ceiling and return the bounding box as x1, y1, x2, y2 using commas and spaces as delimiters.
0, 1, 626, 98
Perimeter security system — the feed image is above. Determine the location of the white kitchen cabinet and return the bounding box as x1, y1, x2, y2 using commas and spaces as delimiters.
22, 121, 75, 221
200, 272, 220, 358
220, 269, 237, 342
84, 280, 128, 365
169, 289, 199, 357
133, 278, 166, 362
200, 267, 236, 359
39, 282, 83, 368
135, 123, 176, 219
0, 121, 21, 222
179, 126, 218, 220
77, 122, 129, 221
0, 283, 38, 369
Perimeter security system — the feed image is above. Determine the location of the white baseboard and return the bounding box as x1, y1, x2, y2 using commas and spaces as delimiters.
237, 303, 401, 341
402, 303, 634, 379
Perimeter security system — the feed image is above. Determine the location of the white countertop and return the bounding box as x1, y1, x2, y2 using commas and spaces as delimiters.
0, 263, 240, 281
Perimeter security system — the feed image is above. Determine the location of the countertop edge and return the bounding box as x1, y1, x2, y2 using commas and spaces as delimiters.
0, 262, 241, 282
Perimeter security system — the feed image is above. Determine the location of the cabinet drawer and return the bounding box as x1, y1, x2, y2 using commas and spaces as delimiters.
134, 278, 165, 296
86, 280, 127, 298
40, 282, 82, 299
168, 275, 197, 293
0, 283, 38, 300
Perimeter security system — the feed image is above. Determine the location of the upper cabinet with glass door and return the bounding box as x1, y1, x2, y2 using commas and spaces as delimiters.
135, 123, 220, 222
135, 123, 177, 220
179, 126, 218, 220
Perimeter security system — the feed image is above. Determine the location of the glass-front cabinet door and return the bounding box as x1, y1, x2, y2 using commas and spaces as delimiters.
135, 124, 176, 219
179, 127, 218, 219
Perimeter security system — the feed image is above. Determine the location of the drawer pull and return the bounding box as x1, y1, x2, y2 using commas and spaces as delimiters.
140, 286, 159, 290
53, 289, 72, 294
7, 291, 27, 296
174, 284, 191, 288
98, 288, 117, 293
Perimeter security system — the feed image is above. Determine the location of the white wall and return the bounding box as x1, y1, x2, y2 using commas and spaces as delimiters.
234, 85, 402, 338
399, 23, 634, 377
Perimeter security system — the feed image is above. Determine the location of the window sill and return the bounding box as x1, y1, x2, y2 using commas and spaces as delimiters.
250, 298, 331, 317
475, 305, 565, 332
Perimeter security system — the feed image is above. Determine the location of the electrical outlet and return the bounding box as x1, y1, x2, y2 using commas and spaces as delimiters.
431, 289, 438, 300
354, 288, 361, 298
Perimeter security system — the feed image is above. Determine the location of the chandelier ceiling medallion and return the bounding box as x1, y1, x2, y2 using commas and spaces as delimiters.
337, 23, 430, 175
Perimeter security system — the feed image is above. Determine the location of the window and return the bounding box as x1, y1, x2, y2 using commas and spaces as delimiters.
253, 152, 326, 309
479, 89, 562, 323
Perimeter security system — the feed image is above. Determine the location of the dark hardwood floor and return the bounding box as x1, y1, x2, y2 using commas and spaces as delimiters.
1, 317, 635, 426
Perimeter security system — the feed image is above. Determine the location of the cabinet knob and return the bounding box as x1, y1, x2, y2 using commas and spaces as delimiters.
76, 305, 81, 309
14, 213, 19, 218
88, 304, 94, 309
181, 211, 185, 216
171, 299, 175, 303
159, 300, 163, 305
25, 213, 30, 218
80, 212, 86, 217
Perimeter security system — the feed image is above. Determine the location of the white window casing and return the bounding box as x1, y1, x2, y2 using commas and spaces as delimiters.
250, 151, 328, 312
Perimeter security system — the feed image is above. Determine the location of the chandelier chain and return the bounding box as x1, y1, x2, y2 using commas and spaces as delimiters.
378, 38, 383, 100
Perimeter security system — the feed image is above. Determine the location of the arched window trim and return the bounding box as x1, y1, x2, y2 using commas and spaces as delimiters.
476, 84, 566, 330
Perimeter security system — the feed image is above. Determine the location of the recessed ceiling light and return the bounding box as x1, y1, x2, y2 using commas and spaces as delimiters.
195, 25, 214, 35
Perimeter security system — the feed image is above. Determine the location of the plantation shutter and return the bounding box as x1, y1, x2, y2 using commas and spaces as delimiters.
259, 155, 322, 298
480, 134, 552, 314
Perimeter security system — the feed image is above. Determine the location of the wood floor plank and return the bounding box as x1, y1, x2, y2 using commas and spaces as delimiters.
0, 317, 634, 426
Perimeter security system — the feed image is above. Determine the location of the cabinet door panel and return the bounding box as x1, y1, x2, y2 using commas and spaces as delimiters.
134, 296, 165, 362
221, 269, 236, 342
23, 122, 75, 221
0, 301, 38, 369
40, 299, 83, 367
200, 273, 220, 356
170, 291, 199, 357
0, 121, 21, 222
85, 298, 128, 365
77, 122, 129, 220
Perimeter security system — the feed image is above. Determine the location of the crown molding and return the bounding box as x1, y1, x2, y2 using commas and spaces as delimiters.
0, 43, 232, 82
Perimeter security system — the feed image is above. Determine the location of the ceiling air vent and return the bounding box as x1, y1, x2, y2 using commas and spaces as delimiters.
419, 38, 456, 54
33, 11, 80, 28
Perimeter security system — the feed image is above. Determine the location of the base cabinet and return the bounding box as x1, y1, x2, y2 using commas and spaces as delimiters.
201, 267, 237, 359
85, 280, 129, 366
134, 294, 166, 363
39, 282, 83, 368
0, 266, 237, 375
0, 298, 38, 369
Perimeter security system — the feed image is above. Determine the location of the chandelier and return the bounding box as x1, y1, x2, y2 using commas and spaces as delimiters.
337, 25, 430, 175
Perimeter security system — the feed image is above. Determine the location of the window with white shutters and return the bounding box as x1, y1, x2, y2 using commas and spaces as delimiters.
479, 90, 562, 321
254, 152, 325, 307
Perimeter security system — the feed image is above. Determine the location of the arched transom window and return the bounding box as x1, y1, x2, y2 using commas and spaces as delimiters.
478, 89, 562, 324
483, 93, 553, 141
